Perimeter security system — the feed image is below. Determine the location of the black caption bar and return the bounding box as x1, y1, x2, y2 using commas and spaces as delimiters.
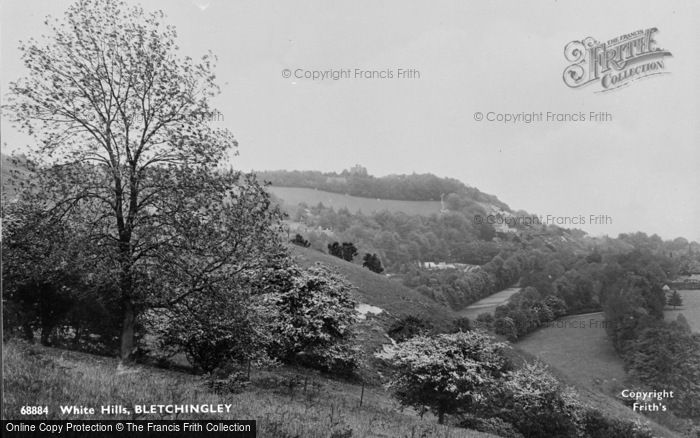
2, 420, 256, 437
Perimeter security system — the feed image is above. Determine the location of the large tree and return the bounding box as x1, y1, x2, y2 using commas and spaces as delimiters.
362, 252, 384, 273
2, 196, 121, 348
5, 0, 277, 361
667, 289, 683, 309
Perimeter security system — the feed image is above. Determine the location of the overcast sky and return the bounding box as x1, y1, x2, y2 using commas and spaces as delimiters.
2, 0, 698, 241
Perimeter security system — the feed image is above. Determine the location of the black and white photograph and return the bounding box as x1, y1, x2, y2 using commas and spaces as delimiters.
1, 1, 699, 437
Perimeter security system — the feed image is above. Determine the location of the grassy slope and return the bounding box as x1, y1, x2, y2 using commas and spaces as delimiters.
290, 245, 456, 331
269, 186, 444, 216
515, 313, 683, 438
290, 245, 462, 385
2, 341, 496, 438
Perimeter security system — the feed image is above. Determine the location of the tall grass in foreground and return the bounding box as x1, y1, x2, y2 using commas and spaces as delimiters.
2, 341, 494, 438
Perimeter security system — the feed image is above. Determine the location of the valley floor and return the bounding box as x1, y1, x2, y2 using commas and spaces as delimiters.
516, 312, 685, 438
517, 312, 626, 389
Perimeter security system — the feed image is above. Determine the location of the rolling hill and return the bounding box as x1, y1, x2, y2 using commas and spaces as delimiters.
257, 168, 510, 210
270, 186, 444, 216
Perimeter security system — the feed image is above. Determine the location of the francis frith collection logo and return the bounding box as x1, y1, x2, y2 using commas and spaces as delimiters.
563, 28, 672, 92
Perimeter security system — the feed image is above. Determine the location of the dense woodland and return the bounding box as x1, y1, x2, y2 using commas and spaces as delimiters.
285, 201, 516, 268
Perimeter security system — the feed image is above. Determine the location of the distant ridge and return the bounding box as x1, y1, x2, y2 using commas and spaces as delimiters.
257, 167, 510, 211
268, 186, 444, 216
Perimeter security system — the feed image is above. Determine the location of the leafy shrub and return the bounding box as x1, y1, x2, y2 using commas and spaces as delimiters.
290, 233, 311, 247
474, 312, 494, 330
580, 409, 653, 438
532, 302, 554, 323
493, 292, 570, 341
329, 427, 353, 438
328, 242, 358, 262
381, 331, 510, 424
509, 309, 531, 336
362, 253, 384, 274
458, 415, 523, 438
207, 371, 250, 394
387, 315, 433, 343
496, 362, 579, 438
494, 316, 518, 341
544, 295, 568, 318
154, 292, 269, 373
295, 344, 360, 378
267, 264, 359, 377
451, 317, 472, 333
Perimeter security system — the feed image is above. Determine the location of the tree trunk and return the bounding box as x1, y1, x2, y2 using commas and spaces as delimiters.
120, 297, 136, 362
40, 326, 51, 346
438, 410, 445, 425
72, 327, 83, 348
22, 324, 34, 343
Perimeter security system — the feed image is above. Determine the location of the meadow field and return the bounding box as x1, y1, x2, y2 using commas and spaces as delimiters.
516, 312, 626, 389
457, 287, 521, 321
664, 289, 700, 332
268, 186, 443, 216
515, 313, 683, 438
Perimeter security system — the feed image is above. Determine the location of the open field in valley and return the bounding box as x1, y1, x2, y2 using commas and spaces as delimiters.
664, 289, 700, 332
457, 287, 521, 321
516, 312, 626, 389
515, 312, 683, 438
